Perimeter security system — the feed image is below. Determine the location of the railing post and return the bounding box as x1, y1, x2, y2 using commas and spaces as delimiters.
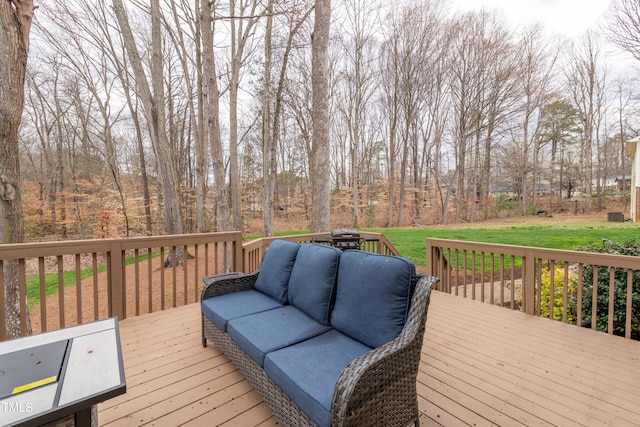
233, 232, 243, 273
426, 239, 442, 291
426, 239, 434, 277
523, 250, 535, 315
109, 241, 125, 320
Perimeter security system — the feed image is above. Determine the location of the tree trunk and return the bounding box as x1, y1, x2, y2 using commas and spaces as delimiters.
267, 6, 313, 236
194, 0, 207, 233
262, 0, 274, 237
0, 0, 35, 339
201, 0, 231, 234
310, 0, 331, 233
229, 0, 261, 232
113, 0, 184, 265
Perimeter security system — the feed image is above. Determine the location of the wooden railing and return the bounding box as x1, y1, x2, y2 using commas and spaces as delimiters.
0, 232, 243, 340
0, 231, 396, 341
426, 238, 640, 339
10, 232, 635, 341
242, 232, 397, 273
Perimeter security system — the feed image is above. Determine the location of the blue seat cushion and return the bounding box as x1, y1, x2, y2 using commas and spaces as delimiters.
331, 250, 417, 348
201, 290, 282, 331
264, 330, 372, 427
288, 243, 342, 325
227, 306, 331, 367
254, 239, 301, 304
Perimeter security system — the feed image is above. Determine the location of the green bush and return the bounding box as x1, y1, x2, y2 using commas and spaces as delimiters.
492, 194, 516, 218
366, 204, 376, 228
526, 205, 542, 216
581, 239, 640, 340
540, 266, 578, 323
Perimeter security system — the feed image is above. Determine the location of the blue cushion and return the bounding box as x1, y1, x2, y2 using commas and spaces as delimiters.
264, 330, 372, 427
288, 243, 342, 325
227, 306, 331, 367
254, 239, 301, 303
201, 290, 282, 331
331, 250, 417, 348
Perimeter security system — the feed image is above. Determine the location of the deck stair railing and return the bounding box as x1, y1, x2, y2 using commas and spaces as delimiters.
427, 238, 640, 339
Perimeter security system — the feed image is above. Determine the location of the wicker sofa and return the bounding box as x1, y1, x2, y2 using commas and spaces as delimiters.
201, 239, 437, 427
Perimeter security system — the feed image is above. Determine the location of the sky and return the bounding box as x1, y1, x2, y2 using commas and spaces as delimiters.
454, 0, 612, 38
453, 0, 639, 71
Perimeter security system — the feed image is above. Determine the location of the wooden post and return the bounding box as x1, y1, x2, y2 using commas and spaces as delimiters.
523, 250, 535, 315
109, 241, 125, 320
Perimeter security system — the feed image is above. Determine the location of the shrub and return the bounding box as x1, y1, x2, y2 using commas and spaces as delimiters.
526, 205, 542, 216
366, 204, 376, 228
539, 266, 578, 323
492, 194, 515, 218
581, 239, 640, 340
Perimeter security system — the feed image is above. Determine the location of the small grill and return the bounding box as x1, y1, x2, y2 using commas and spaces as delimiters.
330, 229, 362, 250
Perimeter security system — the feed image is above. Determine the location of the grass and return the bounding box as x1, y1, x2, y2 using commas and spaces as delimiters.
365, 220, 639, 267
27, 265, 107, 309
26, 251, 157, 309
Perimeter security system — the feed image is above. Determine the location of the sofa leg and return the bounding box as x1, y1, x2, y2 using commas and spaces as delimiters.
201, 315, 207, 347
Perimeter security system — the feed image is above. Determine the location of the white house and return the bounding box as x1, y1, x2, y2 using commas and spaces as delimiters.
627, 137, 640, 222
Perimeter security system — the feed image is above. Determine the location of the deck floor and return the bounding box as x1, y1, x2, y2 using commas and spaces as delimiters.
98, 291, 640, 426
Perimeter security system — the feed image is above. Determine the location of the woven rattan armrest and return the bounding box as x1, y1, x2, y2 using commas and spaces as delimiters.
200, 270, 260, 347
330, 275, 437, 427
200, 270, 259, 300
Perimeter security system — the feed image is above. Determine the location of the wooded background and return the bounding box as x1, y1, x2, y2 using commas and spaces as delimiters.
17, 0, 640, 240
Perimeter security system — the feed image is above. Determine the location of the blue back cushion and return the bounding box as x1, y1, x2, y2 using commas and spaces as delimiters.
288, 243, 342, 325
331, 250, 417, 348
254, 239, 301, 304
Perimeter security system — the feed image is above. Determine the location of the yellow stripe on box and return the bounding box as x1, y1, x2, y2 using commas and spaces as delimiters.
12, 376, 58, 394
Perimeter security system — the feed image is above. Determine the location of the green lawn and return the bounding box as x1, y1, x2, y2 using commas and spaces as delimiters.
365, 221, 639, 267
27, 251, 157, 309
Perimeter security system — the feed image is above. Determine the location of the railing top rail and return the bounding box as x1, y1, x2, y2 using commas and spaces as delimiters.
242, 232, 397, 255
0, 232, 243, 260
245, 232, 388, 244
0, 240, 114, 259
427, 238, 640, 270
118, 232, 242, 250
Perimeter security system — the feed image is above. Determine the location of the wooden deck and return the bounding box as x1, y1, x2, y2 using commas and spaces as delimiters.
98, 291, 640, 426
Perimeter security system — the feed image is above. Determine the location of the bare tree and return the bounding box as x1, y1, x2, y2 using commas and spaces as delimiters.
310, 0, 331, 233
566, 31, 607, 208
113, 0, 185, 260
516, 25, 558, 214
264, 2, 314, 236
605, 0, 640, 60
228, 0, 265, 231
379, 15, 401, 227
35, 3, 134, 236
262, 0, 275, 236
448, 11, 495, 223
202, 0, 231, 233
1, 0, 36, 338
164, 0, 206, 232
334, 0, 381, 228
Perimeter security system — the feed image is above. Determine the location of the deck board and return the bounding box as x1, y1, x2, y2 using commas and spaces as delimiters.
98, 291, 640, 426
